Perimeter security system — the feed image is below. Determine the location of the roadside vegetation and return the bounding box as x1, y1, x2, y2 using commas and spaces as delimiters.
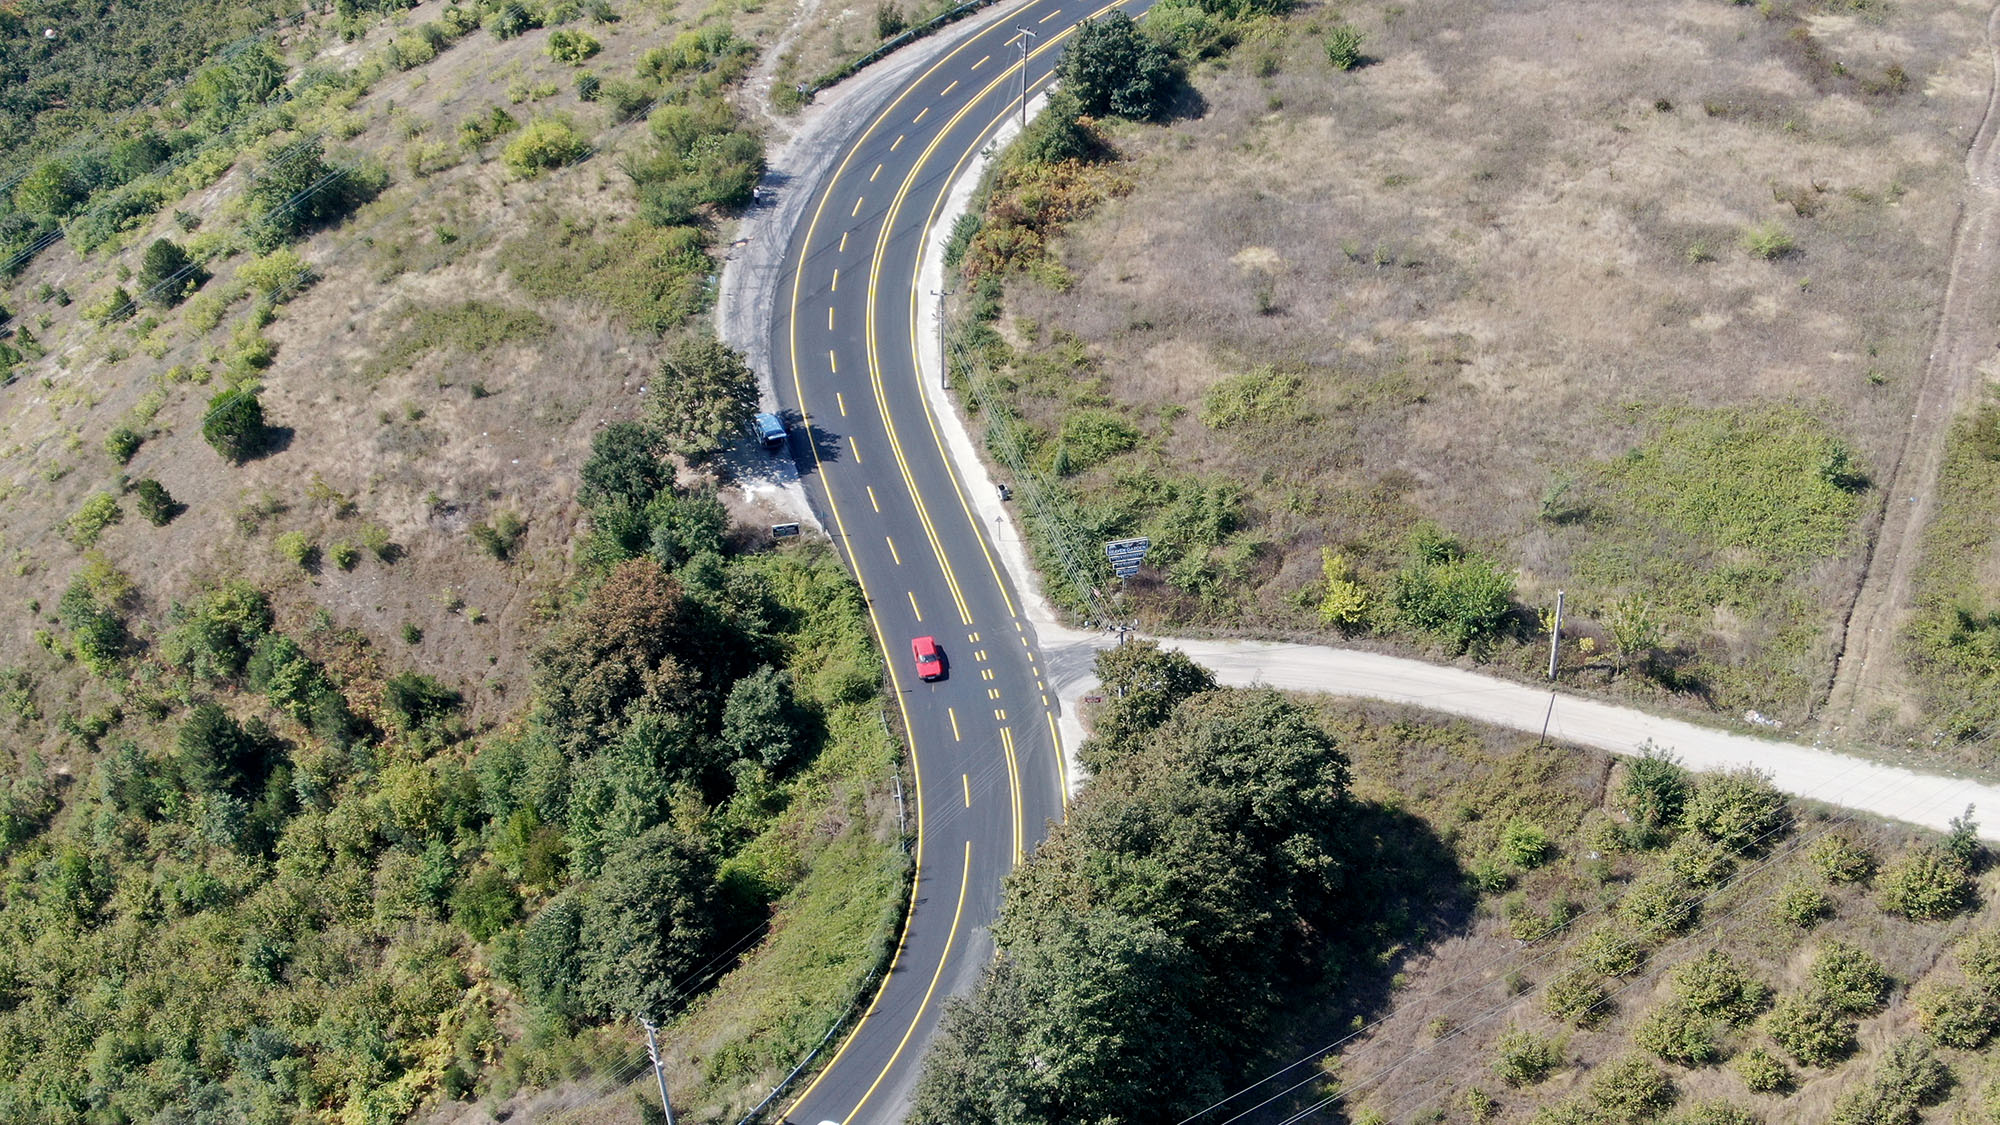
1904, 399, 2000, 752
912, 644, 2000, 1124
946, 0, 1980, 731
0, 0, 915, 1121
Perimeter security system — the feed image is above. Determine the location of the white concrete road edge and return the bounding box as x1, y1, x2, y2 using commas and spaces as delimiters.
906, 80, 2000, 841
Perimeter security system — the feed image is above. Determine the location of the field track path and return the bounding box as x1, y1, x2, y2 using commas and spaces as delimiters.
1821, 0, 2000, 728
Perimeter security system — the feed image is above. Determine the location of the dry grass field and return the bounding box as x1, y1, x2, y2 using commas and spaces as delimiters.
983, 0, 1994, 726
1283, 695, 2000, 1125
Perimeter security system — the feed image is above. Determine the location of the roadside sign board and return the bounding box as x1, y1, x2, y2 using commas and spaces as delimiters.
1105, 537, 1151, 577
773, 523, 801, 538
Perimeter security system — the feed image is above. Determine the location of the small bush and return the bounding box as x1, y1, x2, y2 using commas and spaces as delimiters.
1670, 951, 1769, 1025
504, 117, 590, 177
1912, 980, 1999, 1048
1635, 999, 1723, 1067
1828, 1037, 1951, 1125
1546, 968, 1608, 1027
1956, 928, 2000, 991
1740, 222, 1794, 259
1619, 745, 1691, 844
1775, 878, 1830, 928
1731, 1045, 1791, 1094
471, 511, 527, 561
1492, 1026, 1563, 1087
547, 29, 601, 62
1586, 1054, 1677, 1123
401, 623, 423, 645
67, 494, 123, 547
1666, 1100, 1761, 1125
328, 542, 359, 571
1325, 25, 1364, 70
1579, 922, 1648, 977
1878, 845, 1976, 921
1620, 869, 1701, 936
274, 531, 316, 570
201, 387, 268, 465
1809, 941, 1890, 1014
1765, 990, 1855, 1067
103, 427, 143, 464
1501, 818, 1554, 869
1681, 768, 1788, 853
1663, 835, 1735, 888
132, 479, 178, 526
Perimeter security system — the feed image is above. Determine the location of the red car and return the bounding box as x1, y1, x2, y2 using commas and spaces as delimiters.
911, 635, 945, 681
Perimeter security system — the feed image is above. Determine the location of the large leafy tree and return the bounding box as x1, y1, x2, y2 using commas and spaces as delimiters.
1079, 640, 1217, 773
579, 421, 667, 510
1054, 13, 1179, 120
645, 336, 759, 460
578, 824, 721, 1021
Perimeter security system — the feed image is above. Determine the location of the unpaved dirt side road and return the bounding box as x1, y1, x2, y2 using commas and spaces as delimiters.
1822, 2, 2000, 728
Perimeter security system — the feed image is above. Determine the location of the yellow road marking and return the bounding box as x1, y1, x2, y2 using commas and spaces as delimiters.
975, 649, 987, 661
851, 441, 861, 464
988, 688, 1000, 699
1000, 727, 1023, 864
839, 230, 849, 252
831, 267, 839, 291
941, 79, 958, 95
837, 391, 848, 416
913, 106, 928, 124
1047, 710, 1068, 807
972, 53, 990, 68
828, 350, 838, 373
867, 486, 879, 512
963, 774, 971, 807
887, 536, 902, 564
907, 590, 922, 620
949, 707, 961, 741
1041, 693, 1048, 706
891, 133, 905, 151
829, 306, 835, 331
982, 668, 994, 681
851, 195, 865, 217
870, 163, 883, 182
776, 8, 1080, 1117
1039, 7, 1060, 19
994, 708, 1007, 721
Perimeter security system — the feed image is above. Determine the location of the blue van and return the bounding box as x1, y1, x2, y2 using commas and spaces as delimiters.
754, 412, 787, 453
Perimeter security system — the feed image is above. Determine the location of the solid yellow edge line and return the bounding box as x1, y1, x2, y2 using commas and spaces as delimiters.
839, 842, 974, 1125
776, 4, 1051, 1116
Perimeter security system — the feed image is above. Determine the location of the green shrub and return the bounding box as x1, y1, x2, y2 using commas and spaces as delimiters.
103, 426, 143, 464
1912, 980, 1999, 1048
1325, 25, 1364, 70
1662, 835, 1734, 888
1809, 941, 1890, 1014
504, 117, 590, 177
1545, 968, 1609, 1027
360, 523, 399, 562
547, 29, 601, 62
1578, 922, 1648, 976
1391, 525, 1514, 652
67, 493, 123, 547
450, 866, 523, 940
1670, 951, 1769, 1025
1665, 1100, 1761, 1125
1681, 768, 1787, 854
471, 511, 528, 561
1492, 1026, 1562, 1087
1740, 221, 1794, 259
274, 531, 315, 570
1730, 1045, 1791, 1093
1878, 845, 1976, 921
1618, 745, 1690, 845
137, 238, 200, 307
1775, 878, 1830, 928
329, 542, 359, 571
1619, 868, 1701, 936
1501, 818, 1554, 869
1054, 408, 1140, 472
1635, 999, 1723, 1067
1586, 1054, 1677, 1124
1828, 1037, 1951, 1125
83, 287, 135, 325
1765, 990, 1855, 1067
201, 387, 267, 464
1956, 928, 2000, 991
1316, 549, 1370, 630
237, 247, 314, 303
132, 479, 178, 525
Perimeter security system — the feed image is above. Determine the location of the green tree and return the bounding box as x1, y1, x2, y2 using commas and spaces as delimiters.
14, 159, 87, 219
579, 824, 721, 1021
504, 117, 590, 177
136, 237, 200, 306
247, 137, 363, 251
451, 865, 523, 941
384, 671, 463, 733
1765, 990, 1855, 1067
1912, 980, 1999, 1048
719, 665, 804, 771
1078, 640, 1217, 773
502, 891, 587, 1024
1878, 844, 1976, 921
1056, 12, 1180, 120
103, 426, 142, 464
1681, 767, 1788, 854
580, 421, 667, 509
201, 386, 267, 464
1809, 940, 1890, 1014
1618, 744, 1690, 845
645, 336, 759, 460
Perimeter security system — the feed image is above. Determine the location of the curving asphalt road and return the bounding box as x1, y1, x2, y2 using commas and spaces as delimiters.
744, 5, 1142, 1121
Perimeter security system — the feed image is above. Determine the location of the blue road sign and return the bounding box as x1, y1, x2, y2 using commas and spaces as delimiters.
1105, 537, 1151, 577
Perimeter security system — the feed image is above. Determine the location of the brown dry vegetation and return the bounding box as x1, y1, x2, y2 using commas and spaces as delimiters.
1293, 695, 2000, 1125
981, 0, 1992, 725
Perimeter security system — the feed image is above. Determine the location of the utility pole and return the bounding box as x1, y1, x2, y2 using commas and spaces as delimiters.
642, 1019, 678, 1125
1546, 589, 1565, 680
1014, 26, 1039, 128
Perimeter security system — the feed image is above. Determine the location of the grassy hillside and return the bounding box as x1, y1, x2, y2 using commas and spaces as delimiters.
0, 0, 932, 1121
945, 0, 1985, 730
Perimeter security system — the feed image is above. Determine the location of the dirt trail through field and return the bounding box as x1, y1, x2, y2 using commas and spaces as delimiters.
1821, 1, 2000, 729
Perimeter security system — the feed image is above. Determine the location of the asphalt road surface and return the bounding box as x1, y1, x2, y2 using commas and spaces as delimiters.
760, 5, 1143, 1121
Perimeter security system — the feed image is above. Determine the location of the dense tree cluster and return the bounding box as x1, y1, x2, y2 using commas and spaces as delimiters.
911, 669, 1356, 1123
